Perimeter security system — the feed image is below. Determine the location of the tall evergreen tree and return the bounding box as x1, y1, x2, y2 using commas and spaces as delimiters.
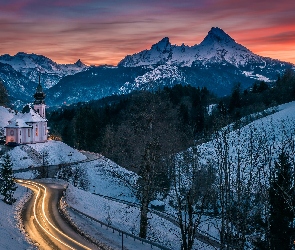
268, 151, 294, 249
0, 154, 17, 204
229, 83, 241, 119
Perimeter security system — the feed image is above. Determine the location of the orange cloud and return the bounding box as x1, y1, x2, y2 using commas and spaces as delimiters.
0, 0, 294, 65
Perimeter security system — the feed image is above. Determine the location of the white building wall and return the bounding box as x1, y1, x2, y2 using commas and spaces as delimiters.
5, 123, 47, 144
33, 122, 47, 143
34, 104, 46, 119
22, 127, 33, 144
6, 128, 17, 143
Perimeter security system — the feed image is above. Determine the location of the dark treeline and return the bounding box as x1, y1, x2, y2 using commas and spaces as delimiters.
219, 68, 295, 121
48, 85, 216, 169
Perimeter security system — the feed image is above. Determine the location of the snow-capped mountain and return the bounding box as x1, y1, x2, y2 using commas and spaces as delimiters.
0, 52, 88, 107
1, 27, 294, 107
116, 27, 293, 97
0, 52, 87, 89
118, 27, 289, 68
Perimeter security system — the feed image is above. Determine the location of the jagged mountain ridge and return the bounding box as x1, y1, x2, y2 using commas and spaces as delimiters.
116, 27, 293, 96
47, 27, 293, 105
0, 52, 87, 89
0, 52, 88, 107
1, 27, 294, 107
118, 27, 288, 68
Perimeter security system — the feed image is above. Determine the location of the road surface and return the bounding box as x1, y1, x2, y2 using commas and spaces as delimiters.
17, 179, 103, 250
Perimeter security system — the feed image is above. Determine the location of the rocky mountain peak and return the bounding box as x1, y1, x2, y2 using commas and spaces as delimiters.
151, 37, 171, 52
74, 59, 86, 68
200, 27, 235, 46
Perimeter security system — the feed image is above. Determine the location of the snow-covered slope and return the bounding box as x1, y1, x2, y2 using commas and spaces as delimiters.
186, 101, 295, 188
4, 140, 87, 170
119, 64, 184, 94
0, 106, 15, 129
0, 186, 33, 250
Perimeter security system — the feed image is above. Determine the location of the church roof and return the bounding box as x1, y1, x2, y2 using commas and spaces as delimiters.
5, 104, 47, 128
5, 118, 32, 128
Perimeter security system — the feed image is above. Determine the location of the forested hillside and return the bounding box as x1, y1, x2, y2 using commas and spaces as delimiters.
48, 68, 295, 170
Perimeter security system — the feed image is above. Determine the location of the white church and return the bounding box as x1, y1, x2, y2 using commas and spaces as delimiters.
5, 78, 47, 144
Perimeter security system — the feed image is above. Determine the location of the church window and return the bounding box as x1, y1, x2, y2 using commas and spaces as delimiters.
36, 127, 38, 136
10, 130, 14, 136
20, 130, 21, 135
28, 129, 30, 137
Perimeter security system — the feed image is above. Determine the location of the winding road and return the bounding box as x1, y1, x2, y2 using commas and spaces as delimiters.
17, 179, 102, 250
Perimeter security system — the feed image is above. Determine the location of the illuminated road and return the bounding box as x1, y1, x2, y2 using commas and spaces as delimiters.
17, 180, 102, 250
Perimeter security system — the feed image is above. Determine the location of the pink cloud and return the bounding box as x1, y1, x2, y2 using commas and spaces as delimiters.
0, 0, 295, 64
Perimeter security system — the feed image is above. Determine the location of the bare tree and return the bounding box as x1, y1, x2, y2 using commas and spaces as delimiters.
101, 92, 190, 239
171, 147, 216, 250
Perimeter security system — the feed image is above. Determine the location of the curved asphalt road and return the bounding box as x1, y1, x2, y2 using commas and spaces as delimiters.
17, 179, 102, 250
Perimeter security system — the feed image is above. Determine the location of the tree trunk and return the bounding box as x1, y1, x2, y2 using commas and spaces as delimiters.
139, 198, 149, 238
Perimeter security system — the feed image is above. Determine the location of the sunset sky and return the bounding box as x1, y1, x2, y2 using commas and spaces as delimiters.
0, 0, 295, 65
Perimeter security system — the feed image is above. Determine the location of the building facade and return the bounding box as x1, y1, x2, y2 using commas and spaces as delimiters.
5, 79, 47, 144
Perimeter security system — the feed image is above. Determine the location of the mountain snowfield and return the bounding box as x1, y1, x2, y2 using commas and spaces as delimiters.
0, 52, 88, 107
1, 100, 295, 248
119, 64, 184, 94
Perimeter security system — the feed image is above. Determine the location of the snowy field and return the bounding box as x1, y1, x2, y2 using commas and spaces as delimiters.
65, 183, 214, 249
28, 140, 87, 165
4, 140, 87, 170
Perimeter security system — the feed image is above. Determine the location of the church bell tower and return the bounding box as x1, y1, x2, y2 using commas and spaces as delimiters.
33, 74, 46, 118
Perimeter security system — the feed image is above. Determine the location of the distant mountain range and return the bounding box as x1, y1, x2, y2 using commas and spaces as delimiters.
1, 27, 294, 108
0, 52, 87, 106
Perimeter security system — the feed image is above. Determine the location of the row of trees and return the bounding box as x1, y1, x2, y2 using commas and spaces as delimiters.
217, 68, 295, 122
